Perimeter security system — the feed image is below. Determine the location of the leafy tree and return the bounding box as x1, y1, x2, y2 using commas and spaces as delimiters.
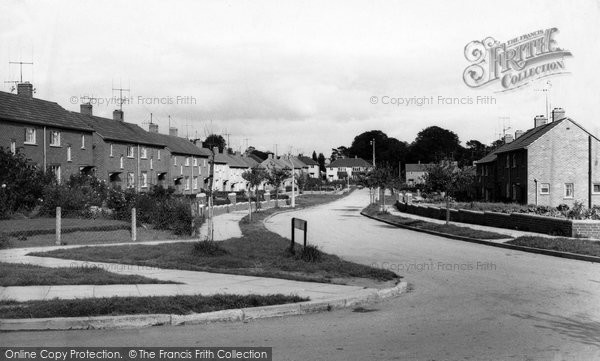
317, 153, 326, 174
366, 166, 397, 211
264, 167, 291, 208
348, 130, 407, 175
0, 147, 54, 218
464, 139, 488, 165
295, 173, 309, 193
331, 146, 350, 161
408, 126, 462, 164
242, 167, 266, 219
311, 151, 318, 162
422, 160, 475, 224
202, 134, 226, 152
488, 138, 504, 152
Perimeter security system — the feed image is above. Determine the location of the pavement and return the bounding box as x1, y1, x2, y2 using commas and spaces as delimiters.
197, 209, 246, 240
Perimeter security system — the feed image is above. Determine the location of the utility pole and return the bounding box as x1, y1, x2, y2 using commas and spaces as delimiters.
534, 80, 552, 119
288, 155, 296, 208
370, 139, 376, 166
206, 148, 216, 242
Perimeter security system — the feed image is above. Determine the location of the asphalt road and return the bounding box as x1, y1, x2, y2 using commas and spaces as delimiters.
3, 189, 600, 360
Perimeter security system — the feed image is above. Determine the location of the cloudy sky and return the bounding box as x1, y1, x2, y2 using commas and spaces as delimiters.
1, 0, 599, 156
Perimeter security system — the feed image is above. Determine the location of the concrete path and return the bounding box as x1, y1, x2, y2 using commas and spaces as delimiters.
0, 210, 370, 303
197, 209, 246, 241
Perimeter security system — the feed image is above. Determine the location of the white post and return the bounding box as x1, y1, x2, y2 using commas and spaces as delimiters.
131, 207, 137, 242
289, 156, 296, 208
55, 207, 61, 245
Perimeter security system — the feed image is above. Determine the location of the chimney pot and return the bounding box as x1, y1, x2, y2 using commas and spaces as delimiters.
552, 107, 566, 122
212, 146, 219, 154
17, 82, 33, 98
149, 123, 159, 133
80, 103, 93, 116
504, 134, 514, 143
515, 130, 525, 139
534, 114, 547, 128
112, 109, 124, 121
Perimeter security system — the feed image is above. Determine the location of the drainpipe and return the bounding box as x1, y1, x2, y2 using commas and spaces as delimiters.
589, 135, 593, 209
137, 144, 140, 192
43, 126, 47, 172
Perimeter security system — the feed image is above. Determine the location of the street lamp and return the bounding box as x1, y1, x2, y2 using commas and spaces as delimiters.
288, 155, 296, 208
370, 139, 376, 167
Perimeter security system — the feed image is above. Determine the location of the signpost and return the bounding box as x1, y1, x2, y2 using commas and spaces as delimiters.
290, 217, 308, 253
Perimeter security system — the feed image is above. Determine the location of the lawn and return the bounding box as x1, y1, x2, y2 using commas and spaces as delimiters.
0, 294, 308, 319
0, 262, 175, 287
363, 204, 509, 240
507, 236, 600, 257
30, 191, 398, 284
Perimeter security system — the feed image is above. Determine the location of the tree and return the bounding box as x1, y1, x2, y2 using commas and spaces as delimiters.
366, 166, 397, 211
408, 126, 462, 164
422, 160, 475, 224
317, 153, 326, 174
202, 134, 226, 152
464, 139, 488, 165
241, 167, 266, 220
311, 151, 318, 162
0, 147, 55, 218
295, 172, 309, 193
348, 130, 408, 175
264, 167, 291, 208
331, 146, 350, 161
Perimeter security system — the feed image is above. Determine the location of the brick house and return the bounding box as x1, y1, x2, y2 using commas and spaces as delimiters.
298, 156, 320, 179
71, 107, 166, 191
405, 163, 431, 186
326, 157, 372, 181
476, 109, 600, 207
0, 84, 95, 183
145, 125, 211, 195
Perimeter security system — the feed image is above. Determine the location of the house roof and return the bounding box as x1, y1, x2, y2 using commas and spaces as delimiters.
71, 112, 161, 146
240, 155, 260, 168
213, 152, 231, 164
298, 156, 318, 166
0, 91, 93, 132
476, 119, 569, 164
329, 157, 372, 168
259, 156, 292, 170
145, 131, 210, 156
225, 153, 251, 168
405, 163, 430, 172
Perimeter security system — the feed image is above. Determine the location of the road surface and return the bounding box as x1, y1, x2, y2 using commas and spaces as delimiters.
3, 189, 600, 360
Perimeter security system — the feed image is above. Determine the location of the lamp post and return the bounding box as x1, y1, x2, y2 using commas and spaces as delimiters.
288, 156, 296, 208
370, 139, 376, 167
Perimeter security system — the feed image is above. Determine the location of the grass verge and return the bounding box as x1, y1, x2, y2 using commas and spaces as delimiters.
362, 204, 509, 240
0, 262, 175, 287
507, 236, 600, 257
0, 294, 308, 319
31, 191, 398, 284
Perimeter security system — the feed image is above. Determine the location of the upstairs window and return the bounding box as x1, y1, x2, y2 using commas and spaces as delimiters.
109, 144, 114, 157
564, 183, 574, 198
140, 147, 147, 159
193, 158, 198, 166
120, 156, 124, 169
25, 128, 36, 144
150, 157, 153, 170
81, 135, 86, 149
67, 145, 72, 162
185, 157, 190, 166
50, 131, 61, 147
10, 139, 16, 154
127, 172, 135, 188
594, 183, 600, 194
158, 150, 161, 160
173, 156, 178, 166
127, 145, 134, 158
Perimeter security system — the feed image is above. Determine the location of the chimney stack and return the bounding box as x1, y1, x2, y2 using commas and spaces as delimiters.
169, 127, 178, 137
113, 109, 124, 121
149, 123, 159, 133
515, 130, 524, 139
504, 134, 514, 143
80, 103, 93, 116
552, 107, 566, 122
212, 146, 219, 154
534, 115, 547, 128
17, 82, 33, 98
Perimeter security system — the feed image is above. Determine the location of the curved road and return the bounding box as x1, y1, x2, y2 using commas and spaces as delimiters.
3, 190, 600, 360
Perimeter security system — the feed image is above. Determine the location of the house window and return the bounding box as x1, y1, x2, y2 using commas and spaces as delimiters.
505, 156, 509, 168
67, 145, 72, 162
173, 156, 177, 166
180, 165, 183, 175
512, 154, 517, 168
540, 183, 550, 194
120, 156, 124, 169
193, 176, 198, 189
24, 128, 36, 144
203, 159, 206, 167
193, 158, 197, 166
150, 157, 153, 170
157, 150, 161, 160
10, 139, 16, 154
127, 172, 135, 188
564, 183, 574, 198
50, 131, 61, 146
593, 183, 600, 194
185, 177, 190, 190
141, 171, 148, 188
506, 183, 510, 198
185, 157, 190, 166
127, 145, 134, 158
140, 147, 147, 159
49, 165, 61, 183
81, 135, 85, 149
109, 144, 114, 157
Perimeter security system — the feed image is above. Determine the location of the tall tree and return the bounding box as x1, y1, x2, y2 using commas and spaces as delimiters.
311, 151, 318, 162
241, 167, 266, 220
264, 167, 291, 208
317, 153, 326, 174
202, 134, 226, 152
349, 130, 408, 175
408, 126, 462, 164
330, 146, 349, 161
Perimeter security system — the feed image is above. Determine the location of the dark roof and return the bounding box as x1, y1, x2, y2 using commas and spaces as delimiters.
0, 91, 93, 131
298, 156, 318, 166
241, 156, 260, 168
476, 119, 565, 164
329, 157, 372, 168
226, 153, 251, 168
405, 163, 430, 172
146, 131, 210, 156
72, 112, 161, 146
213, 152, 231, 164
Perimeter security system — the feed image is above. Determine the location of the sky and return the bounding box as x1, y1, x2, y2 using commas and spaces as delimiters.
1, 0, 599, 156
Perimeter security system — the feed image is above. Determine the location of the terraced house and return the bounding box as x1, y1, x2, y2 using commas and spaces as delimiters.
0, 84, 95, 182
476, 108, 600, 207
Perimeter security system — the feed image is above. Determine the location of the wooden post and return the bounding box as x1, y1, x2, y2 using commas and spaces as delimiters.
55, 207, 61, 245
290, 218, 295, 254
304, 221, 308, 248
131, 207, 137, 242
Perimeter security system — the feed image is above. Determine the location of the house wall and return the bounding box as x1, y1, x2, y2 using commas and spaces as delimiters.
406, 170, 426, 184
0, 120, 94, 182
169, 154, 208, 195
495, 149, 528, 203
527, 120, 600, 207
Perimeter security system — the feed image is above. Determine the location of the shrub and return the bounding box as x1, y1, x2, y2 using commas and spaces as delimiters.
297, 244, 323, 263
193, 239, 228, 256
106, 187, 138, 221
0, 233, 10, 249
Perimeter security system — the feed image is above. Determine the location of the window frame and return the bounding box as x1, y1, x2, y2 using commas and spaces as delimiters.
127, 145, 135, 158
109, 144, 114, 157
120, 155, 124, 169
24, 127, 37, 145
592, 183, 600, 194
564, 183, 574, 199
49, 130, 61, 147
10, 139, 16, 154
127, 172, 135, 188
140, 171, 148, 188
81, 135, 86, 149
140, 146, 147, 159
539, 183, 550, 195
67, 145, 72, 162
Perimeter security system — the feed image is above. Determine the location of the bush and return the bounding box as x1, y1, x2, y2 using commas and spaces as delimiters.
193, 239, 228, 256
296, 244, 323, 263
0, 233, 10, 249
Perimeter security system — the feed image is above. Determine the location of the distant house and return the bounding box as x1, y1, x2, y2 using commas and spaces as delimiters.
326, 157, 372, 181
475, 109, 600, 207
0, 84, 95, 183
405, 163, 431, 186
298, 156, 320, 179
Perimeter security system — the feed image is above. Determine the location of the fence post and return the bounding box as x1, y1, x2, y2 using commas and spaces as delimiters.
131, 207, 137, 242
55, 207, 61, 245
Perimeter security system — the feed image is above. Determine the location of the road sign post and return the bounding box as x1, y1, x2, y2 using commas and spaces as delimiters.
290, 217, 308, 254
